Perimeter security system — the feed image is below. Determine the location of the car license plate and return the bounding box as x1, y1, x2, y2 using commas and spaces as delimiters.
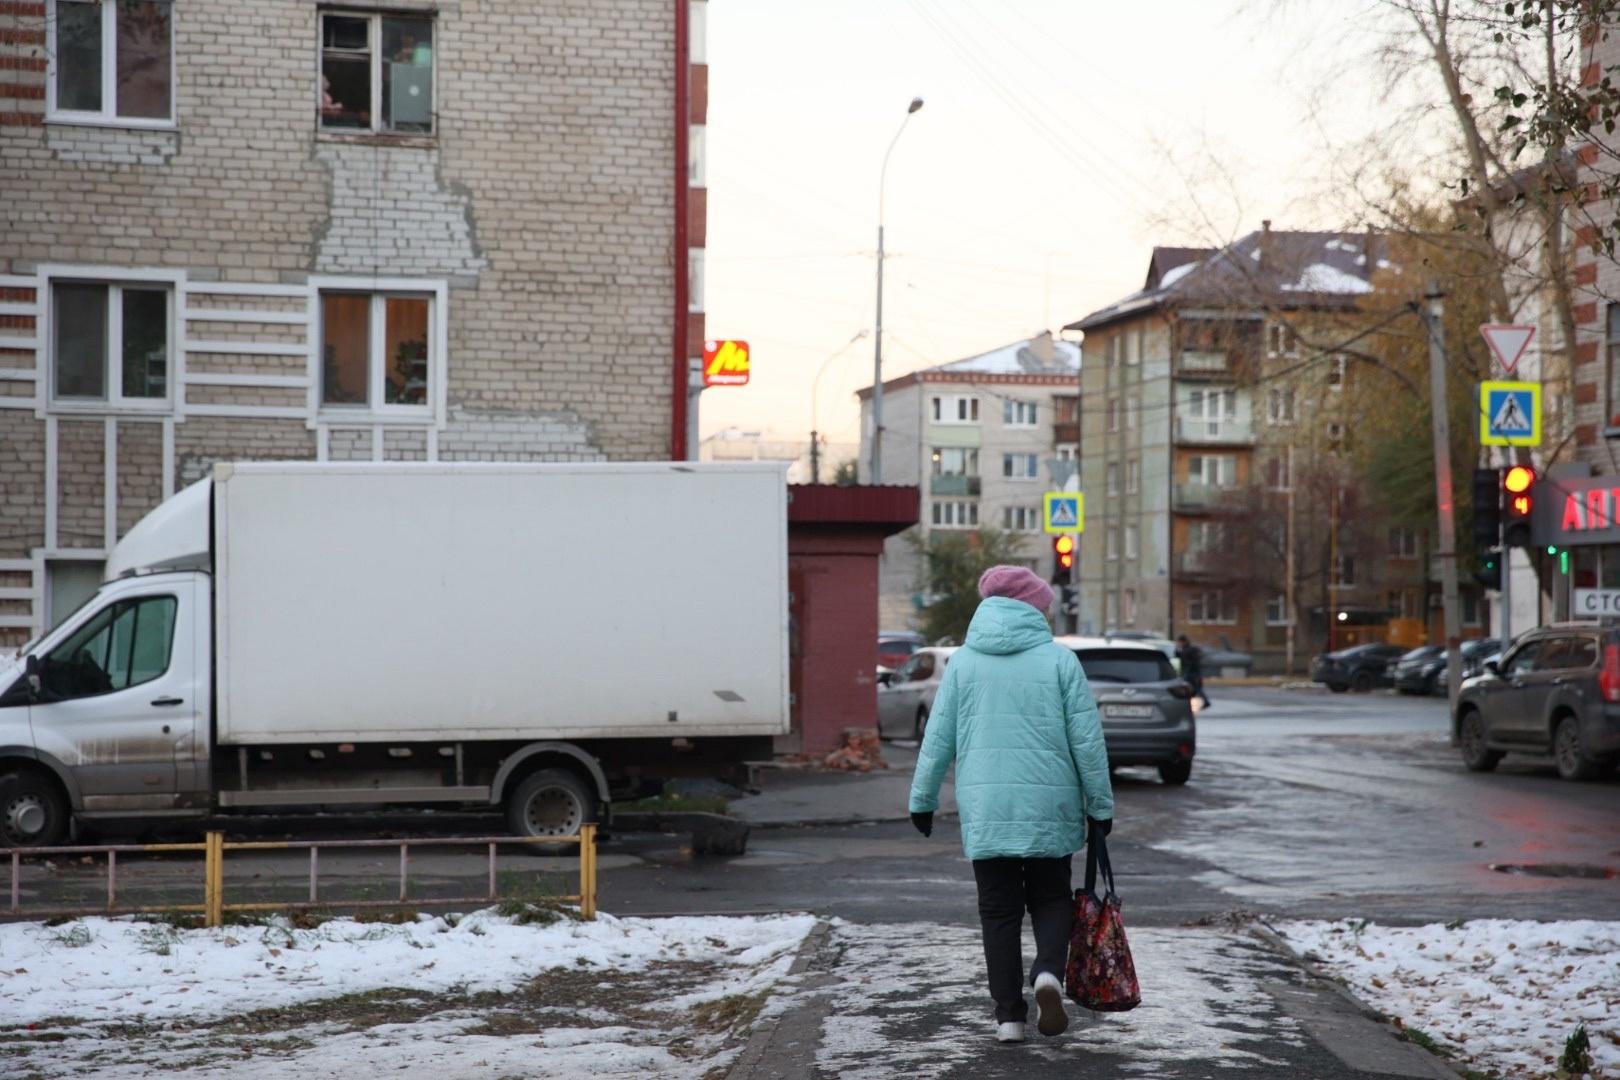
1104, 704, 1154, 719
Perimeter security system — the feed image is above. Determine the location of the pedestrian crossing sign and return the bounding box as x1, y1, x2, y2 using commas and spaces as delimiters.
1043, 492, 1084, 534
1479, 380, 1541, 447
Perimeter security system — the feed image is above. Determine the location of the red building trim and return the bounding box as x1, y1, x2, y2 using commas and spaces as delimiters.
671, 0, 690, 460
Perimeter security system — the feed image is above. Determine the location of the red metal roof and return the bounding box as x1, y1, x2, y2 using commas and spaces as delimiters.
787, 484, 919, 531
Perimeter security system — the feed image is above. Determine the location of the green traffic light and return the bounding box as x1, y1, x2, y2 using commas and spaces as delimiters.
1560, 550, 1570, 575
1546, 545, 1557, 555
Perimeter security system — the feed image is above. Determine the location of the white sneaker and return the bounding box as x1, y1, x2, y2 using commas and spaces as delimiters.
995, 1021, 1026, 1043
1033, 972, 1069, 1036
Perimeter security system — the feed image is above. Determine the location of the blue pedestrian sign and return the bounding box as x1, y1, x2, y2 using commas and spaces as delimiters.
1043, 492, 1084, 534
1479, 380, 1541, 447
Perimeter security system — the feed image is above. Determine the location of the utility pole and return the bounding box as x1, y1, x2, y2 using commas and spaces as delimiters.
869, 97, 924, 484
809, 433, 821, 485
1421, 285, 1464, 706
1285, 443, 1296, 673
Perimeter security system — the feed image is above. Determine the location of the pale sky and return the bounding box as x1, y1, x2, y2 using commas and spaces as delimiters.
698, 0, 1408, 456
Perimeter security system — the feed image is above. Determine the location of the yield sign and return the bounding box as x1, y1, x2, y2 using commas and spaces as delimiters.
1479, 324, 1535, 375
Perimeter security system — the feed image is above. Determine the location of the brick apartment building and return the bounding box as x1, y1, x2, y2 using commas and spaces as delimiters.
0, 0, 708, 645
856, 332, 1081, 630
1066, 230, 1480, 669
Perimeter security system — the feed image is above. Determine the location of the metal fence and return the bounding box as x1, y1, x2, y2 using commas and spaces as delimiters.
5, 824, 597, 925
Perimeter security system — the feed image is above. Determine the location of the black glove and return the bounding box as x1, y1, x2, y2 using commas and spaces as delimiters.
911, 811, 934, 838
1088, 816, 1113, 838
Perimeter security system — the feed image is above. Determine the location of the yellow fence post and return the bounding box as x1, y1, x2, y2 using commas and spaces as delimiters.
579, 823, 597, 921
204, 830, 223, 928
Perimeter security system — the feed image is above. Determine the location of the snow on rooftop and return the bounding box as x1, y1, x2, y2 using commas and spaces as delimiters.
1279, 262, 1373, 295
1159, 262, 1197, 287
936, 336, 1079, 376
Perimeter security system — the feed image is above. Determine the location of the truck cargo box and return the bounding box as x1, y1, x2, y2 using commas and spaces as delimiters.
213, 462, 788, 745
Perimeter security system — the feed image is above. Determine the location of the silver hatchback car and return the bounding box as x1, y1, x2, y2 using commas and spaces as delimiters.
1058, 635, 1198, 785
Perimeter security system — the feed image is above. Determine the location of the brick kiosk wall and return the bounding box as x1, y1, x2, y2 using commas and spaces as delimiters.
0, 1, 682, 642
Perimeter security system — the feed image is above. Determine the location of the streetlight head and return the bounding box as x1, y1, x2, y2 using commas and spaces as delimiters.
907, 97, 924, 114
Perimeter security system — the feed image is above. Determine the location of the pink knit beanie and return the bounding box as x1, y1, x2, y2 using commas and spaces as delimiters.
977, 564, 1055, 613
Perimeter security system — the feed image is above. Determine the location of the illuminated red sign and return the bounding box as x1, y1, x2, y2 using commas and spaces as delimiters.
702, 340, 751, 387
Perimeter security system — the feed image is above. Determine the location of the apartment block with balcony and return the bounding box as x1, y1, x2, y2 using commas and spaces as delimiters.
1067, 228, 1452, 667
857, 332, 1080, 629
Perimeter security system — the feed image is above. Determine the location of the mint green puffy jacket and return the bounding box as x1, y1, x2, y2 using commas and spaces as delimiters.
908, 597, 1114, 860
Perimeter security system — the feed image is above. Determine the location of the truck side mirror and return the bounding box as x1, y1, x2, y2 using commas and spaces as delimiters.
24, 654, 41, 700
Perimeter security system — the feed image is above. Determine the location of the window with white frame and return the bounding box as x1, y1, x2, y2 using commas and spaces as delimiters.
1126, 394, 1139, 429
1188, 454, 1236, 487
1126, 459, 1140, 494
1264, 453, 1292, 491
931, 447, 979, 476
1607, 304, 1620, 428
1105, 336, 1117, 370
50, 280, 171, 406
1002, 452, 1039, 480
1003, 399, 1038, 426
1267, 322, 1297, 357
1266, 593, 1292, 625
1267, 386, 1296, 424
1102, 591, 1116, 626
48, 0, 173, 126
1106, 527, 1119, 560
1122, 331, 1136, 367
1333, 555, 1355, 587
1327, 354, 1347, 389
1124, 524, 1139, 559
1132, 326, 1145, 366
1185, 388, 1236, 437
1056, 445, 1076, 461
1122, 587, 1137, 624
320, 11, 436, 134
1003, 505, 1041, 531
1106, 462, 1120, 496
931, 395, 980, 424
1187, 589, 1235, 624
319, 290, 436, 412
931, 500, 979, 528
1107, 398, 1120, 432
1388, 526, 1418, 558
688, 249, 705, 313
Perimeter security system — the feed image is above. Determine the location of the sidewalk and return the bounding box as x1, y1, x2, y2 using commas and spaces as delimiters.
732, 744, 952, 827
730, 920, 1458, 1080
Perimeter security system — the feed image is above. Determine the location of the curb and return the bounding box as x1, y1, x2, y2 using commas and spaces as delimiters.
738, 810, 958, 830
1248, 921, 1469, 1080
726, 918, 834, 1080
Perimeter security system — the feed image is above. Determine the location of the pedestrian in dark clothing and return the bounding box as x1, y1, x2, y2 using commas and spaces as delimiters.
910, 565, 1115, 1044
1176, 634, 1210, 709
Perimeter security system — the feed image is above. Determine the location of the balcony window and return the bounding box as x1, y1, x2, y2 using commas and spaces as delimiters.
1003, 400, 1038, 427
931, 395, 980, 424
1188, 454, 1236, 487
931, 447, 979, 476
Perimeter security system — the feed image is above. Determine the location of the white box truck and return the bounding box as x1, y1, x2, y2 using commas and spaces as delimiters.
0, 462, 789, 847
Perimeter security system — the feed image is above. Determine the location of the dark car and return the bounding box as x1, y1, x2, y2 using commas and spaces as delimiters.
1310, 643, 1406, 693
1392, 645, 1445, 694
1454, 623, 1620, 780
1061, 636, 1196, 785
1397, 639, 1502, 695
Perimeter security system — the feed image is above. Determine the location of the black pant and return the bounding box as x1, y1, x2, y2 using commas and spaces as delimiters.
971, 855, 1074, 1023
1188, 673, 1210, 705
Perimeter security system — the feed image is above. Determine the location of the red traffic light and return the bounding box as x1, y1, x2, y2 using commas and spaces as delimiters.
1053, 534, 1075, 570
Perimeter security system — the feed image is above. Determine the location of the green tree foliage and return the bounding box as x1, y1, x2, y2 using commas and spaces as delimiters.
911, 528, 1032, 644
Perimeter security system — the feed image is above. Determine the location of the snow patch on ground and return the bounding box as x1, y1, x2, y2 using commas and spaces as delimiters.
1277, 919, 1620, 1079
0, 909, 817, 1078
814, 922, 1305, 1078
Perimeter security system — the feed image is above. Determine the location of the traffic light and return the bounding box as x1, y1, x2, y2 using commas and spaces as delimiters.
1471, 468, 1501, 549
1473, 552, 1501, 591
1503, 465, 1535, 548
1052, 534, 1076, 583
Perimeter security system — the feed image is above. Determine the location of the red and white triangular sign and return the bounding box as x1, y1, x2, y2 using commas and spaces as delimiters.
1480, 324, 1536, 375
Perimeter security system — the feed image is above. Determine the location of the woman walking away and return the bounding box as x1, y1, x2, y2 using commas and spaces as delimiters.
908, 565, 1115, 1045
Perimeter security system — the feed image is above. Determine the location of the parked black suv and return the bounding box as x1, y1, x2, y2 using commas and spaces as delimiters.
1310, 643, 1406, 693
1454, 623, 1620, 780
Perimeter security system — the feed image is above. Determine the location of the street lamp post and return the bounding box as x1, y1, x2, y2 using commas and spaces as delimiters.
809, 330, 868, 484
868, 96, 924, 485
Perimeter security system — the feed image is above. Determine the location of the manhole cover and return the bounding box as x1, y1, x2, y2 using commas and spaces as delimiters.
1489, 863, 1618, 880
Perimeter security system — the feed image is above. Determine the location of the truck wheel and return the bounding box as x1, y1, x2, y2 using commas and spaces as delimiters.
1458, 709, 1502, 772
0, 770, 68, 848
1553, 715, 1604, 781
507, 768, 597, 847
